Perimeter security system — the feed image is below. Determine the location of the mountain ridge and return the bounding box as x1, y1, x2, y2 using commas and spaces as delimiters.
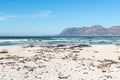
59, 25, 120, 36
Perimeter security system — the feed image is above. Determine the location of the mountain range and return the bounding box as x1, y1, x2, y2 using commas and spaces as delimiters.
59, 25, 120, 36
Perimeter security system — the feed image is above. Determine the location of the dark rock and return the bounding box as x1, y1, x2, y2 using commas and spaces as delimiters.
57, 44, 66, 47
0, 49, 8, 53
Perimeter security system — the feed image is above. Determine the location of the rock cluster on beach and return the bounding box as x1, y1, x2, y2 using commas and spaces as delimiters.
0, 45, 120, 80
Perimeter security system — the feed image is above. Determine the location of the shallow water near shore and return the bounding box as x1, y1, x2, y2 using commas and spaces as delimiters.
0, 36, 120, 46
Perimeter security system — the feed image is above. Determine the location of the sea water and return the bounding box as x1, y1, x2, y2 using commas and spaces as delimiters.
0, 36, 120, 46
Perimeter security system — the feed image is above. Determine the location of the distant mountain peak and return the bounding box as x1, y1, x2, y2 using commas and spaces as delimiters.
90, 25, 105, 29
59, 25, 120, 36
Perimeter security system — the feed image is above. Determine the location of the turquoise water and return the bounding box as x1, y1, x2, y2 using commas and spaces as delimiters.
0, 36, 120, 46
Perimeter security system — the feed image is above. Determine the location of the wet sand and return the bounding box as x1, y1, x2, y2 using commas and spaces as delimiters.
0, 45, 120, 80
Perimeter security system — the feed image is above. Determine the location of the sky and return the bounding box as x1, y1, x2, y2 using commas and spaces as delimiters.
0, 0, 120, 36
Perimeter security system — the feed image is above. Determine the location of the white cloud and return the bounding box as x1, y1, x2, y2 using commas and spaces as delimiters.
0, 15, 20, 21
0, 16, 8, 21
0, 10, 52, 21
31, 10, 52, 18
7, 15, 20, 18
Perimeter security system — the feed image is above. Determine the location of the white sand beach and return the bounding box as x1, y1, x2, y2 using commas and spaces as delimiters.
0, 45, 120, 80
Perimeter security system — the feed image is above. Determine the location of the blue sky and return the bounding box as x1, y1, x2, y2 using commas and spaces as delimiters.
0, 0, 120, 36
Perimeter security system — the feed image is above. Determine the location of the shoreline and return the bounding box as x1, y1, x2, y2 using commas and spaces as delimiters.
0, 44, 120, 80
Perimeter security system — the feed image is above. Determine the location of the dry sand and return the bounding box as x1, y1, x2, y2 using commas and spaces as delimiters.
0, 45, 120, 80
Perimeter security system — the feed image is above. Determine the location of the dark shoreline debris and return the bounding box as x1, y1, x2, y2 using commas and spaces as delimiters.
0, 49, 8, 53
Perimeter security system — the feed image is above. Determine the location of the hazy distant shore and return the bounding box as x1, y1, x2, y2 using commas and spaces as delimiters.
0, 45, 120, 80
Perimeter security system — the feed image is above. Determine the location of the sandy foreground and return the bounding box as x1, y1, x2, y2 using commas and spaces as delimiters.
0, 45, 120, 80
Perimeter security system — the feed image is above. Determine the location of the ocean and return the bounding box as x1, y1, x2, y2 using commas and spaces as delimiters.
0, 36, 120, 46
